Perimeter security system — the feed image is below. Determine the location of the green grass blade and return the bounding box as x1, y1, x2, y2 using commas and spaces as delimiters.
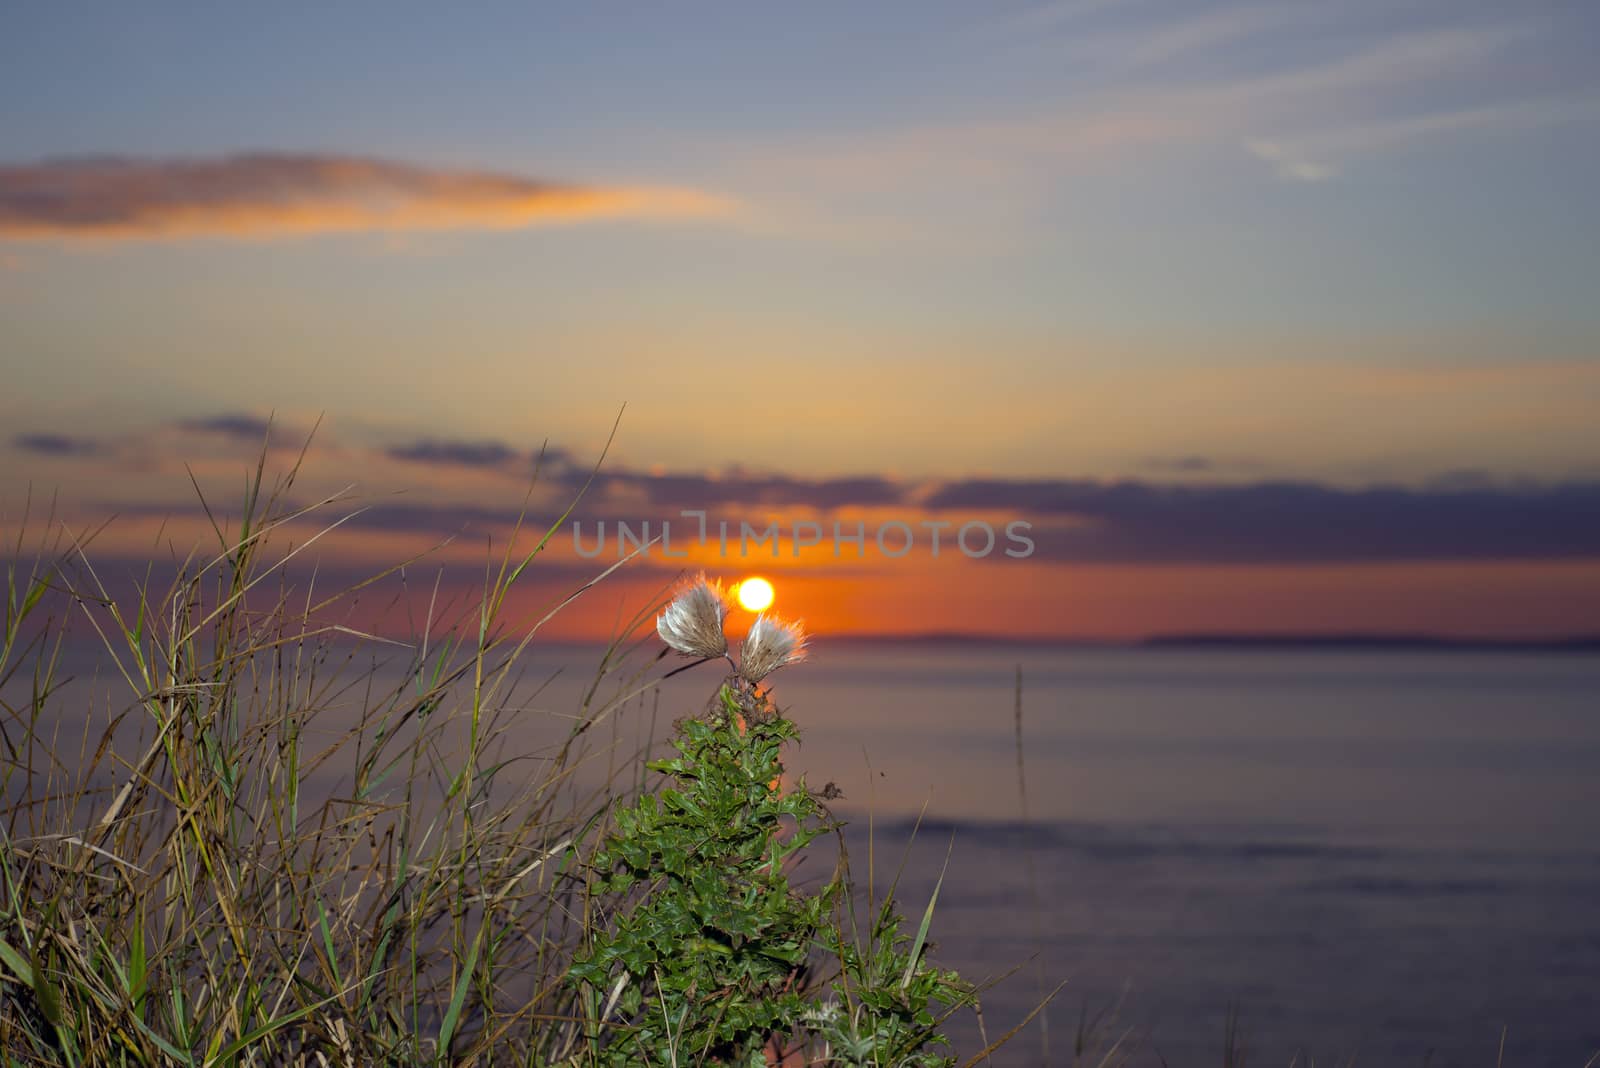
901, 831, 956, 993
204, 996, 340, 1065
0, 936, 34, 987
437, 924, 486, 1060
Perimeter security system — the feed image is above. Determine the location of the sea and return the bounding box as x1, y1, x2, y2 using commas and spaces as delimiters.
762, 642, 1600, 1067
25, 639, 1600, 1065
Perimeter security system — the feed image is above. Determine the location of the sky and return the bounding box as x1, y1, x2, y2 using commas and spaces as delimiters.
3, 1, 1599, 640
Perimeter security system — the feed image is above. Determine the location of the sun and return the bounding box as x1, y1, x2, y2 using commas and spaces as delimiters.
736, 576, 776, 613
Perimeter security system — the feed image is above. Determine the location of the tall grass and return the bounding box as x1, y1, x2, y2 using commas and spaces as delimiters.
0, 451, 1002, 1066
0, 448, 678, 1065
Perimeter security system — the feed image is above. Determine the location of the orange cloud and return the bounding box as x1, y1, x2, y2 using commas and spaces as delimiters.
0, 153, 732, 240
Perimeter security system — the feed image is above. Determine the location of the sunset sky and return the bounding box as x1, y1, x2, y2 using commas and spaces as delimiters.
3, 1, 1599, 640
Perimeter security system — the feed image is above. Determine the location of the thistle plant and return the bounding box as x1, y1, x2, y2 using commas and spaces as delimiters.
655, 576, 735, 663
568, 576, 972, 1066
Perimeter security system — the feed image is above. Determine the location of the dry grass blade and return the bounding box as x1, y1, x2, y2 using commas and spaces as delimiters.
960, 979, 1069, 1068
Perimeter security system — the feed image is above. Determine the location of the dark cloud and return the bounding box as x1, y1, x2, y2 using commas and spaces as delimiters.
355, 465, 1600, 563
48, 417, 1600, 567
921, 478, 1089, 511
177, 413, 279, 440
11, 433, 107, 457
0, 153, 728, 240
925, 478, 1600, 562
386, 439, 522, 469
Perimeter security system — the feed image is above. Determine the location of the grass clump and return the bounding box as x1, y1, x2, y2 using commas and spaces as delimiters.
0, 452, 987, 1066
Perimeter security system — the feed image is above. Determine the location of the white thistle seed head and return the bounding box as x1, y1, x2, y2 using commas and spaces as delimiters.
738, 614, 808, 685
656, 575, 730, 659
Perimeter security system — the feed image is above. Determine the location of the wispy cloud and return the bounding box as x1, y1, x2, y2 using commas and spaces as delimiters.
1096, 3, 1316, 72
0, 153, 733, 241
1246, 94, 1600, 179
1092, 21, 1537, 170
987, 0, 1140, 38
1245, 139, 1337, 181
1208, 22, 1521, 108
744, 10, 1590, 204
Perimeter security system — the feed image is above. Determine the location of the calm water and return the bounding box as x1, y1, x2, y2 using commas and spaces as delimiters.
763, 644, 1600, 1067
32, 641, 1600, 1064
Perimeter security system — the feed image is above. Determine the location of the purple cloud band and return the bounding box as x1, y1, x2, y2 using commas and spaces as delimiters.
13, 421, 1600, 564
